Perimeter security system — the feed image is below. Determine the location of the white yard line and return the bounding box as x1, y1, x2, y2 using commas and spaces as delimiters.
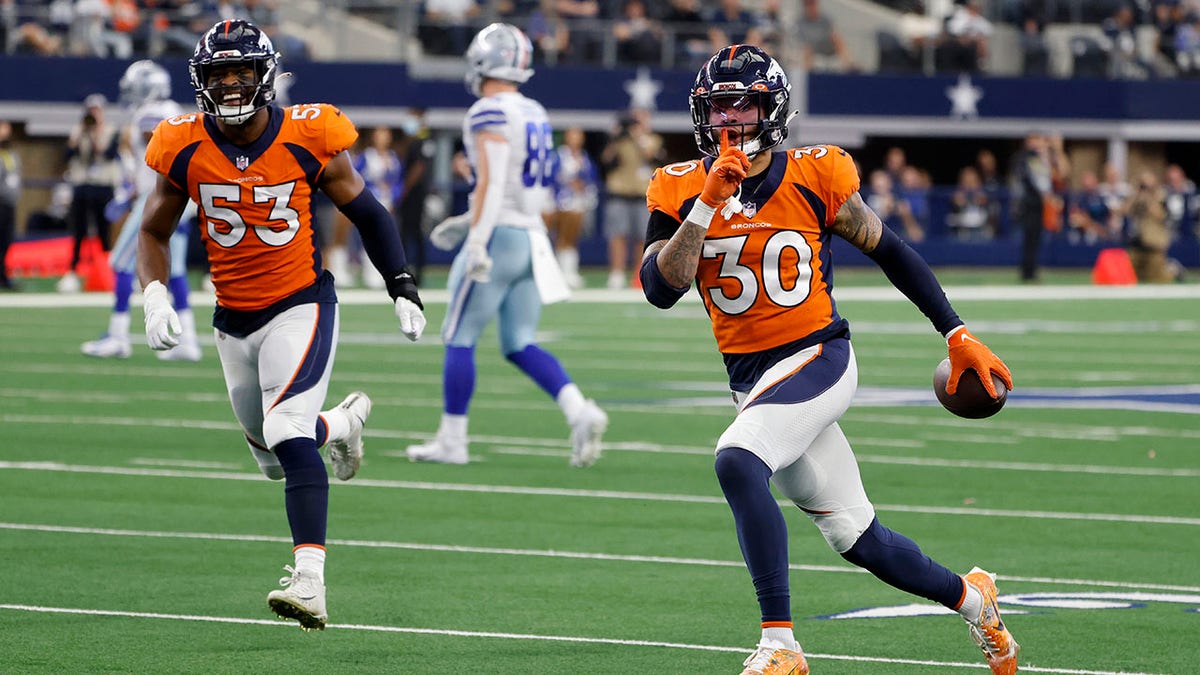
1, 461, 1197, 527
3, 521, 1196, 594
0, 604, 1165, 674
5, 408, 1193, 478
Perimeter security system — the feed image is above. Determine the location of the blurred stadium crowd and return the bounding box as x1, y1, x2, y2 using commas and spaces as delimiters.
10, 0, 1200, 78
1, 0, 1197, 293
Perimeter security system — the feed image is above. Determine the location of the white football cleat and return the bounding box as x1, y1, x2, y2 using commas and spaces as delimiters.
81, 334, 131, 359
327, 391, 371, 480
56, 271, 82, 293
407, 436, 469, 465
740, 638, 809, 675
569, 399, 608, 467
267, 565, 326, 631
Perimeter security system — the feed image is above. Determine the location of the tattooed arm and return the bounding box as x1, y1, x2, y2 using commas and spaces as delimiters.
643, 219, 707, 288
828, 191, 884, 254
833, 190, 963, 336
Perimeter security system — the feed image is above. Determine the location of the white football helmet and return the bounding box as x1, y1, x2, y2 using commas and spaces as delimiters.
464, 23, 534, 97
119, 59, 172, 108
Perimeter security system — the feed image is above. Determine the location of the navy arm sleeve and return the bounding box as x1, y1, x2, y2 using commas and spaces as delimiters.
865, 226, 961, 335
337, 188, 422, 307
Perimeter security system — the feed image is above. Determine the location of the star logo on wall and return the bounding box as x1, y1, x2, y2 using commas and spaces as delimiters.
945, 74, 983, 119
624, 67, 662, 111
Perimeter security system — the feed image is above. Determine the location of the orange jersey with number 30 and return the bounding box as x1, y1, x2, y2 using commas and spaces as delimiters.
647, 146, 860, 354
146, 104, 357, 311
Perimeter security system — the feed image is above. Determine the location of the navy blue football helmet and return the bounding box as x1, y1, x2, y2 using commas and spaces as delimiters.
690, 45, 792, 158
189, 19, 280, 125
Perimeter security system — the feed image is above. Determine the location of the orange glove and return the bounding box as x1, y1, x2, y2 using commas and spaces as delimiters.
946, 326, 1014, 399
699, 129, 750, 207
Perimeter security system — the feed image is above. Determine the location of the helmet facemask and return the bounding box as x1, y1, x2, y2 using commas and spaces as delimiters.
195, 60, 275, 125
690, 46, 792, 159
189, 20, 279, 126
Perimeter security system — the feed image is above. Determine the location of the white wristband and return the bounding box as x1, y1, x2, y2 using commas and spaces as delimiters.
143, 279, 169, 303
684, 199, 719, 230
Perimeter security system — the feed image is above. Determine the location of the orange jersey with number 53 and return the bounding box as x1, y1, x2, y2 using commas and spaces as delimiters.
146, 104, 357, 311
646, 146, 860, 354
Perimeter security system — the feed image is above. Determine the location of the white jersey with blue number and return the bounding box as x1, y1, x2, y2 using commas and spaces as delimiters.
129, 99, 184, 196
462, 91, 552, 230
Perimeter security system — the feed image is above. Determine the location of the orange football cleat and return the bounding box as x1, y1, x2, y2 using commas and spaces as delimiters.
963, 567, 1020, 675
739, 641, 809, 675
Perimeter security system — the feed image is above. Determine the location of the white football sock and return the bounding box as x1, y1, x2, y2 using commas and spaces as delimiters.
556, 383, 586, 422
439, 413, 468, 441
108, 312, 130, 339
321, 408, 351, 445
761, 625, 796, 648
957, 580, 984, 622
294, 545, 326, 583
557, 248, 579, 277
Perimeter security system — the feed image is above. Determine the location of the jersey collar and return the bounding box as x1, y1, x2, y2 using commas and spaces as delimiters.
203, 105, 283, 172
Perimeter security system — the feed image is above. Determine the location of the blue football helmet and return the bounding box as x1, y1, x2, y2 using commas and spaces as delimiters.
119, 60, 172, 108
464, 23, 534, 97
690, 45, 792, 158
189, 19, 280, 125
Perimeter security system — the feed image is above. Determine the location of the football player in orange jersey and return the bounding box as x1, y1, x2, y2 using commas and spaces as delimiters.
136, 19, 426, 631
640, 46, 1018, 675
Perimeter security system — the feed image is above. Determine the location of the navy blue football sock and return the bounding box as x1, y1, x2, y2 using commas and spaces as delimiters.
505, 344, 571, 397
114, 271, 135, 313
841, 517, 964, 608
715, 447, 791, 623
274, 437, 329, 547
167, 274, 191, 310
444, 346, 476, 415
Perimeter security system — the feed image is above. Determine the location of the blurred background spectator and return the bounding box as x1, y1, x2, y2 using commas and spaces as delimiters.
0, 120, 18, 291
938, 0, 993, 73
611, 0, 661, 65
599, 108, 661, 289
398, 108, 434, 286
58, 94, 120, 293
546, 126, 600, 289
1126, 170, 1184, 281
948, 165, 993, 240
795, 0, 859, 73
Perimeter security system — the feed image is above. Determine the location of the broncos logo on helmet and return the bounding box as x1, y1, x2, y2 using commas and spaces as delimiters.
189, 19, 280, 125
690, 45, 793, 158
119, 60, 172, 108
464, 23, 534, 97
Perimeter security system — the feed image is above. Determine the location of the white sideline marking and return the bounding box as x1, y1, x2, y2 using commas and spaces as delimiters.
2, 461, 1198, 527
483, 445, 1200, 478
3, 411, 1196, 478
3, 521, 1197, 594
0, 604, 1162, 674
130, 458, 242, 470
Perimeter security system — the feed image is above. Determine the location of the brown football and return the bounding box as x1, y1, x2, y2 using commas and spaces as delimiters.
933, 358, 1008, 419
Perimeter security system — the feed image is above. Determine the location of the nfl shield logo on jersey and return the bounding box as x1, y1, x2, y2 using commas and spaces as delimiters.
742, 201, 757, 218
235, 155, 249, 171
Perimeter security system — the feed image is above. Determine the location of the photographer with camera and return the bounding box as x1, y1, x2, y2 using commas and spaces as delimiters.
600, 107, 662, 289
57, 93, 121, 293
1127, 170, 1184, 283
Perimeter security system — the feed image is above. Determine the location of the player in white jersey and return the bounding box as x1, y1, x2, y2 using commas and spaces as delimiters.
409, 23, 608, 467
81, 60, 202, 361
